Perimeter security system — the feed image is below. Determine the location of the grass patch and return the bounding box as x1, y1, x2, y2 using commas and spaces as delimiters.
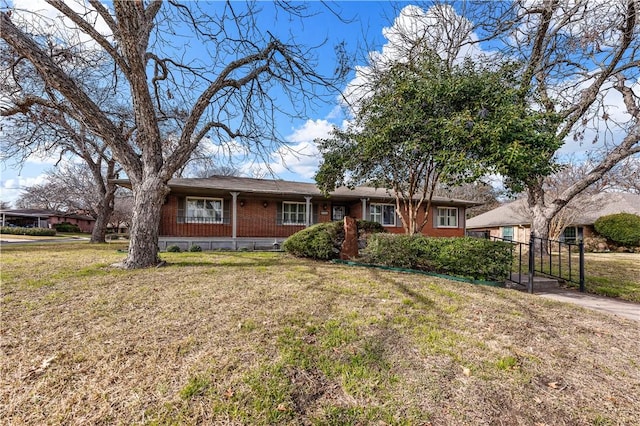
1, 244, 639, 425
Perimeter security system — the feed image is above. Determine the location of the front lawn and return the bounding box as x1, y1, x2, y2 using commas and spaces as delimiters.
1, 243, 639, 425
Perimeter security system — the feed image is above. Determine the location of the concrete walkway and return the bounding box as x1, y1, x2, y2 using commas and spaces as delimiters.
537, 289, 639, 322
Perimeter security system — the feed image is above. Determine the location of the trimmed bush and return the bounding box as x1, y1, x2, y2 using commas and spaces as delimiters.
362, 234, 512, 281
283, 221, 344, 260
166, 245, 182, 252
283, 220, 387, 260
0, 226, 57, 236
355, 220, 385, 235
594, 213, 640, 247
189, 244, 202, 252
54, 222, 82, 233
359, 234, 420, 268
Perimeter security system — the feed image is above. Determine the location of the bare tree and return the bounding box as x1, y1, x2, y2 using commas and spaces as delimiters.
15, 181, 77, 211
109, 194, 133, 234
0, 200, 11, 210
604, 157, 640, 194
436, 181, 502, 218
1, 1, 345, 268
467, 0, 640, 243
12, 162, 119, 240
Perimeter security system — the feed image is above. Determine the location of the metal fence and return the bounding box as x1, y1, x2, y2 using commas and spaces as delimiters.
489, 234, 585, 293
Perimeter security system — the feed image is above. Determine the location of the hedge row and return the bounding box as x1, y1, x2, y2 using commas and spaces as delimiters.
54, 222, 82, 233
362, 234, 512, 281
0, 226, 57, 236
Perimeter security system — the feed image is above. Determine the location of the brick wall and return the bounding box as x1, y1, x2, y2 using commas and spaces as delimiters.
49, 216, 95, 233
160, 195, 467, 238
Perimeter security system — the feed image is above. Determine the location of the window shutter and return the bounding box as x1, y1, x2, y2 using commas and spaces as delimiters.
276, 202, 283, 225
223, 199, 231, 225
433, 206, 438, 228
177, 197, 186, 224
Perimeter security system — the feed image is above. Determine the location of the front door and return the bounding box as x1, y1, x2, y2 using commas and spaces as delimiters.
332, 205, 346, 221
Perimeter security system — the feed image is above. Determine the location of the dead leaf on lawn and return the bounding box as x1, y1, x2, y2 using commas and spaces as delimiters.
462, 367, 471, 377
22, 355, 57, 380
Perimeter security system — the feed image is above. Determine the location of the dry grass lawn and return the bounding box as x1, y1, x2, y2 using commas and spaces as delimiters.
1, 243, 639, 425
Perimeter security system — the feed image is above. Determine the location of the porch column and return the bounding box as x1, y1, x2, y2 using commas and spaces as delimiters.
361, 198, 368, 220
230, 192, 239, 250
305, 196, 312, 226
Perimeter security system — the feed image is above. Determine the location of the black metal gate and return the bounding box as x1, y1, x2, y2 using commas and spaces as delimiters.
489, 234, 585, 294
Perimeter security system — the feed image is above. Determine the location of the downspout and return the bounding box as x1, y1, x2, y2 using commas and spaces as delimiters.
231, 192, 239, 250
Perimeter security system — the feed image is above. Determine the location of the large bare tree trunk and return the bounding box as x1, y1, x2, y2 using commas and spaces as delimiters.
90, 189, 115, 243
528, 181, 552, 253
123, 178, 169, 268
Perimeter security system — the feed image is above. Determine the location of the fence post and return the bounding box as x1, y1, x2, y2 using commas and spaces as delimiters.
527, 233, 535, 294
579, 240, 585, 292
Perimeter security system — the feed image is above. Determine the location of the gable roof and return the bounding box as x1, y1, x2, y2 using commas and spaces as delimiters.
467, 192, 640, 229
113, 175, 481, 207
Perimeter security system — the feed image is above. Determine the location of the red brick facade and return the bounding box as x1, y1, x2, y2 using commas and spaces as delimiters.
160, 194, 466, 239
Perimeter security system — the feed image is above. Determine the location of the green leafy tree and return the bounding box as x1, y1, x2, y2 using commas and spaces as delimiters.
316, 55, 560, 234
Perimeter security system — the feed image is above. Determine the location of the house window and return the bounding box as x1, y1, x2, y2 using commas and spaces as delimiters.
561, 226, 579, 243
436, 207, 458, 228
283, 202, 306, 225
502, 226, 514, 241
370, 203, 396, 226
186, 197, 223, 223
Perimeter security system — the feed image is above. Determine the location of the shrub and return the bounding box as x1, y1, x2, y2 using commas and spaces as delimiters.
189, 244, 202, 252
283, 221, 343, 260
166, 245, 181, 252
0, 226, 57, 236
359, 233, 421, 268
424, 237, 512, 280
54, 222, 81, 233
594, 213, 640, 247
362, 234, 512, 281
355, 220, 385, 235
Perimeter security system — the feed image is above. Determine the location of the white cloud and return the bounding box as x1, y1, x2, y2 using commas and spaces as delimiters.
0, 173, 49, 206
245, 119, 335, 181
342, 4, 488, 111
11, 0, 113, 52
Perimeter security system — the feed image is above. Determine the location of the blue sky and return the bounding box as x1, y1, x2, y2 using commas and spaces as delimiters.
1, 1, 635, 206
1, 1, 414, 205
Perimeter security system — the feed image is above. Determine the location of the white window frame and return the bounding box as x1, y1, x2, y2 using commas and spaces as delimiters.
185, 197, 223, 224
370, 203, 396, 227
561, 226, 577, 243
436, 207, 458, 228
502, 226, 514, 241
282, 202, 307, 225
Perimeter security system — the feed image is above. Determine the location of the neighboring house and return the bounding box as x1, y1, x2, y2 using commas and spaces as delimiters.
466, 192, 640, 243
114, 175, 479, 250
0, 209, 96, 233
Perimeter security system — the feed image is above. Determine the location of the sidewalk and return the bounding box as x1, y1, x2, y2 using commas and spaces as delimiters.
537, 289, 639, 322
